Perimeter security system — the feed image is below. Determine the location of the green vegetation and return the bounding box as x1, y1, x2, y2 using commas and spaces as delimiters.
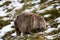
3, 33, 47, 40
0, 1, 11, 7
39, 8, 60, 28
2, 30, 15, 39
53, 37, 60, 40
0, 20, 12, 29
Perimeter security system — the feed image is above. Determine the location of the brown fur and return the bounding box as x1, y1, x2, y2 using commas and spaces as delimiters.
14, 12, 46, 36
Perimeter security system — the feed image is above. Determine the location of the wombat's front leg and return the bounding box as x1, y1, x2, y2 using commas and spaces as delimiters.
15, 26, 21, 36
14, 21, 21, 36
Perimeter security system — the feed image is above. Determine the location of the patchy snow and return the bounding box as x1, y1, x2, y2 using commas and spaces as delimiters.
9, 1, 24, 10
46, 0, 52, 3
6, 0, 24, 12
0, 0, 24, 17
24, 6, 36, 12
45, 33, 60, 40
0, 1, 24, 38
0, 11, 8, 17
48, 25, 51, 28
0, 22, 15, 38
0, 5, 8, 17
54, 17, 60, 23
58, 33, 60, 36
56, 5, 60, 10
24, 4, 39, 12
11, 32, 16, 36
57, 25, 60, 29
0, 0, 6, 5
25, 0, 40, 4
45, 28, 57, 33
2, 17, 13, 21
44, 14, 50, 18
11, 32, 24, 37
48, 0, 52, 1
0, 39, 3, 40
24, 9, 32, 12
32, 0, 40, 4
0, 5, 7, 11
37, 5, 53, 13
33, 4, 39, 10
45, 35, 54, 39
46, 22, 51, 28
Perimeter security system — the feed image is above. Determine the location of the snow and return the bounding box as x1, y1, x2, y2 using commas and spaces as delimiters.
0, 11, 8, 17
0, 39, 3, 40
0, 0, 6, 5
45, 28, 57, 33
44, 14, 50, 18
2, 17, 12, 21
24, 9, 32, 12
48, 0, 52, 1
48, 25, 51, 28
11, 32, 24, 37
24, 7, 36, 12
0, 22, 15, 38
0, 0, 24, 38
0, 0, 24, 17
0, 5, 8, 17
54, 17, 60, 23
33, 4, 39, 9
46, 0, 52, 3
32, 0, 40, 4
11, 32, 16, 36
57, 25, 60, 29
26, 0, 40, 4
37, 5, 53, 13
9, 1, 24, 10
58, 33, 60, 36
45, 35, 54, 39
44, 23, 60, 39
45, 33, 60, 40
56, 6, 60, 10
24, 4, 39, 12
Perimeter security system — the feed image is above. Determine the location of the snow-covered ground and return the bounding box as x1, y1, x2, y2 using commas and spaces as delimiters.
0, 0, 60, 40
37, 5, 54, 13
0, 0, 24, 39
0, 0, 24, 17
44, 14, 50, 18
0, 22, 15, 38
54, 17, 60, 23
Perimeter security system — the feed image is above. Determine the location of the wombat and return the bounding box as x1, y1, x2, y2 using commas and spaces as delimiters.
14, 12, 46, 36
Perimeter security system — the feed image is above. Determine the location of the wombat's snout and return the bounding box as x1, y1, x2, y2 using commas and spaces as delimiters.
39, 26, 45, 31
